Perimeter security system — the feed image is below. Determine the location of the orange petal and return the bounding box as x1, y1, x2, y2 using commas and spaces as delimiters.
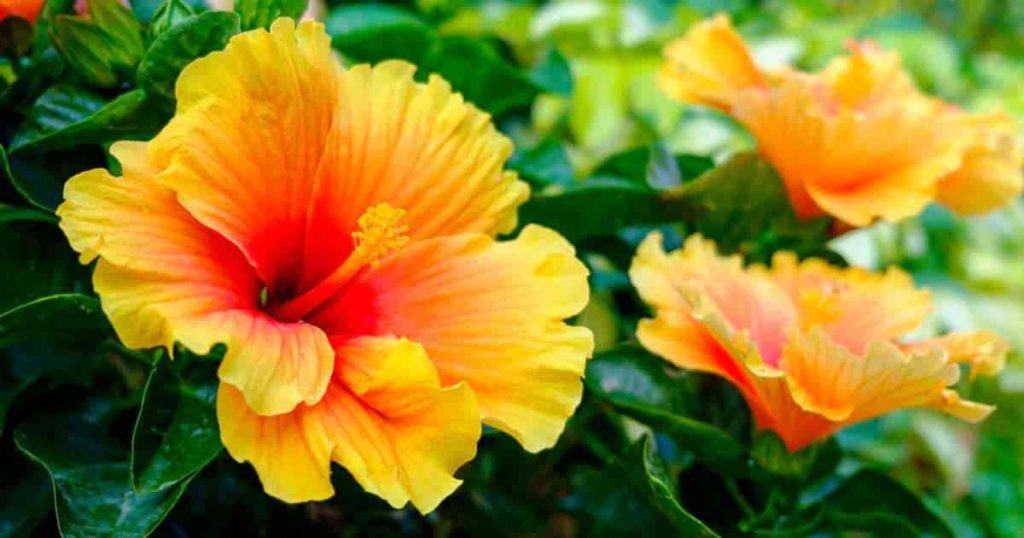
219, 336, 480, 512
657, 13, 765, 111
937, 112, 1024, 216
631, 232, 798, 368
298, 60, 529, 288
312, 225, 593, 452
732, 75, 967, 225
146, 18, 340, 296
769, 252, 931, 355
57, 141, 258, 349
0, 0, 43, 22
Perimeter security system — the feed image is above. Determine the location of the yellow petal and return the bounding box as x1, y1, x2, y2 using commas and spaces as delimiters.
780, 331, 958, 422
658, 13, 765, 111
218, 383, 334, 503
312, 225, 592, 452
907, 330, 1010, 379
219, 336, 481, 512
57, 141, 259, 350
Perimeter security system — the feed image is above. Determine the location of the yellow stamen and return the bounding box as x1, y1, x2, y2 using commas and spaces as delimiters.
272, 203, 408, 321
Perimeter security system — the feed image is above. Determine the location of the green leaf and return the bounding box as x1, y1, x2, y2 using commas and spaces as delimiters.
2, 143, 107, 210
0, 293, 108, 346
326, 3, 434, 64
137, 11, 241, 101
420, 36, 538, 117
593, 145, 714, 187
52, 0, 145, 88
15, 413, 192, 538
620, 436, 720, 537
131, 353, 221, 494
234, 0, 307, 31
810, 468, 955, 537
530, 48, 573, 96
508, 138, 574, 187
11, 85, 166, 153
520, 177, 683, 242
670, 152, 830, 259
0, 203, 56, 224
0, 222, 90, 313
148, 0, 196, 38
586, 347, 747, 477
0, 16, 33, 57
0, 463, 52, 537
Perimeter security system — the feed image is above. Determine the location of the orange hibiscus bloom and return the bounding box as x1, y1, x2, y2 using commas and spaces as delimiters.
58, 19, 593, 511
0, 0, 44, 22
630, 232, 1007, 451
659, 15, 1023, 226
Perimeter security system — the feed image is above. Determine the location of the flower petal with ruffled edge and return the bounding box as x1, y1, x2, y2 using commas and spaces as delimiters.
310, 225, 593, 452
218, 336, 480, 510
629, 232, 1005, 451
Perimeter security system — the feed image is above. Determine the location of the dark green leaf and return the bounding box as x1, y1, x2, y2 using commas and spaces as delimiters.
0, 203, 56, 223
132, 354, 221, 494
2, 143, 107, 209
137, 11, 241, 100
530, 48, 572, 96
420, 36, 538, 117
810, 468, 955, 538
586, 347, 747, 477
52, 0, 145, 88
670, 152, 830, 259
594, 146, 714, 187
15, 413, 192, 538
508, 138, 574, 187
148, 0, 196, 38
0, 222, 90, 313
11, 85, 166, 152
620, 436, 720, 537
0, 463, 52, 537
0, 16, 33, 57
520, 177, 681, 242
0, 293, 108, 346
326, 3, 434, 64
234, 0, 307, 31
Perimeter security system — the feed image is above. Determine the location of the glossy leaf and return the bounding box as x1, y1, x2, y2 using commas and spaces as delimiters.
0, 463, 52, 537
0, 293, 108, 346
810, 468, 955, 537
586, 347, 747, 478
670, 152, 831, 259
620, 436, 720, 537
0, 222, 90, 313
131, 354, 221, 494
11, 85, 165, 153
137, 11, 241, 101
508, 138, 574, 187
234, 0, 307, 31
520, 177, 685, 242
15, 414, 192, 538
2, 143, 107, 210
326, 3, 434, 64
420, 36, 538, 117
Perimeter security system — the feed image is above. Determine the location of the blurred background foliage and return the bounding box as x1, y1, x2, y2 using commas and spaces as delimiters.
1, 0, 1023, 536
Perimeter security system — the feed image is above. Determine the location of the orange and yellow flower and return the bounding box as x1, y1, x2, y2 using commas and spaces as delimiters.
0, 0, 44, 23
659, 15, 1023, 226
630, 232, 1007, 451
57, 19, 593, 511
